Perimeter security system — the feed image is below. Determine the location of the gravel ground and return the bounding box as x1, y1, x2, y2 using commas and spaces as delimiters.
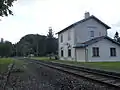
0, 59, 118, 90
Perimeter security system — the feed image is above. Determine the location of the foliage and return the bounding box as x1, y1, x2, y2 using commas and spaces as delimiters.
114, 32, 119, 41
0, 29, 58, 57
15, 33, 58, 57
0, 0, 16, 16
0, 40, 13, 57
114, 32, 120, 43
46, 27, 58, 55
15, 34, 45, 56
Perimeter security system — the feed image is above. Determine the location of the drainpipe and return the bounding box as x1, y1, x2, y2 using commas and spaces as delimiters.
85, 48, 88, 62
75, 48, 77, 62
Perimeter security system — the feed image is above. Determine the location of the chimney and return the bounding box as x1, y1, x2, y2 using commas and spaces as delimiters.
85, 12, 90, 19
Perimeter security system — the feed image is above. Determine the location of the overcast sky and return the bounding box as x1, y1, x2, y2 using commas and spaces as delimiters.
0, 0, 120, 43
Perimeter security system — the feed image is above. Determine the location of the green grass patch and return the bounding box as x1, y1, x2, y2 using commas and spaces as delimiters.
0, 58, 14, 73
32, 57, 120, 72
56, 61, 120, 72
0, 58, 26, 74
77, 62, 120, 72
54, 60, 120, 72
31, 57, 56, 61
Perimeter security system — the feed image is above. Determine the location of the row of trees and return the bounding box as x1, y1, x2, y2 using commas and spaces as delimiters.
0, 1, 58, 57
0, 28, 58, 57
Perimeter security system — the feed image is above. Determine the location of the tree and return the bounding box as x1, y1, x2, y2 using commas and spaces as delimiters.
16, 34, 47, 56
114, 32, 119, 41
46, 27, 58, 58
0, 0, 16, 17
4, 41, 13, 57
15, 33, 58, 57
0, 40, 13, 57
1, 38, 4, 43
47, 27, 53, 38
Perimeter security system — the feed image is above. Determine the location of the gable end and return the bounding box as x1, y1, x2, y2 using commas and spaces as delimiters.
57, 15, 111, 34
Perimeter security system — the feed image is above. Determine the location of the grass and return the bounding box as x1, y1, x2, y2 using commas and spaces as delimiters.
32, 57, 120, 72
31, 57, 56, 61
0, 58, 26, 74
0, 58, 14, 73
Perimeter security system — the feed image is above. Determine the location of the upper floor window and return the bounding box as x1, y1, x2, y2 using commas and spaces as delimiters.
110, 48, 116, 56
90, 31, 94, 37
88, 26, 96, 38
68, 30, 71, 40
61, 34, 63, 43
92, 47, 99, 57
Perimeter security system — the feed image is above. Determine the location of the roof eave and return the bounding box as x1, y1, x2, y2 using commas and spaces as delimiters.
107, 26, 111, 29
73, 46, 86, 48
56, 15, 111, 34
105, 36, 120, 46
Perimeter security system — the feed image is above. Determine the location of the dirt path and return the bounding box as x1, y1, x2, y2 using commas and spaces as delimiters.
2, 59, 116, 90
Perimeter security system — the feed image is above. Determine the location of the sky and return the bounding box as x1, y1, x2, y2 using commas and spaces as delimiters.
0, 0, 120, 43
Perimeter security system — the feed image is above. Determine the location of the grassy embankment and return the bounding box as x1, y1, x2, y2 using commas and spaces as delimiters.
32, 57, 120, 72
0, 58, 25, 74
0, 58, 14, 73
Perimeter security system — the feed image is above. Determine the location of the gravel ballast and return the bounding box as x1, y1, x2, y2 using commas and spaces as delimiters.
1, 59, 117, 90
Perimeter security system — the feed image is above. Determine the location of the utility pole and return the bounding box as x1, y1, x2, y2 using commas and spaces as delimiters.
15, 43, 17, 57
36, 34, 39, 57
36, 42, 39, 57
16, 47, 17, 57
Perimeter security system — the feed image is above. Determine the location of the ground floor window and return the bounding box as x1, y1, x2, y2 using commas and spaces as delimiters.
68, 48, 71, 57
110, 48, 116, 56
92, 47, 99, 57
61, 49, 63, 57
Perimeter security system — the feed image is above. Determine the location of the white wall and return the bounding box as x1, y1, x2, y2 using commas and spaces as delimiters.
75, 18, 107, 43
58, 28, 76, 60
87, 39, 120, 62
58, 16, 110, 61
76, 48, 85, 62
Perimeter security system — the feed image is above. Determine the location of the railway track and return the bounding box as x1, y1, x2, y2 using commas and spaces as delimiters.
23, 58, 120, 89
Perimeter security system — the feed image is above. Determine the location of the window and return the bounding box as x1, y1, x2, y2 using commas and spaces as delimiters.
110, 48, 116, 56
90, 31, 94, 37
61, 34, 63, 42
92, 47, 99, 57
61, 49, 63, 57
88, 26, 96, 37
68, 30, 71, 40
68, 48, 71, 57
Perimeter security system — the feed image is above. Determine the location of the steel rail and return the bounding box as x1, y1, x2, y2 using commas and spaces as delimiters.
24, 58, 120, 89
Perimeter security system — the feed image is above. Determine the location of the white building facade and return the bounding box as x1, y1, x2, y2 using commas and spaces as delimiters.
57, 12, 120, 62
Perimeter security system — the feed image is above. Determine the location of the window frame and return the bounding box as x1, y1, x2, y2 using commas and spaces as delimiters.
61, 49, 63, 57
61, 47, 64, 57
61, 34, 63, 43
110, 48, 116, 57
87, 26, 96, 38
92, 47, 99, 57
90, 31, 94, 37
68, 30, 71, 40
68, 48, 71, 57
